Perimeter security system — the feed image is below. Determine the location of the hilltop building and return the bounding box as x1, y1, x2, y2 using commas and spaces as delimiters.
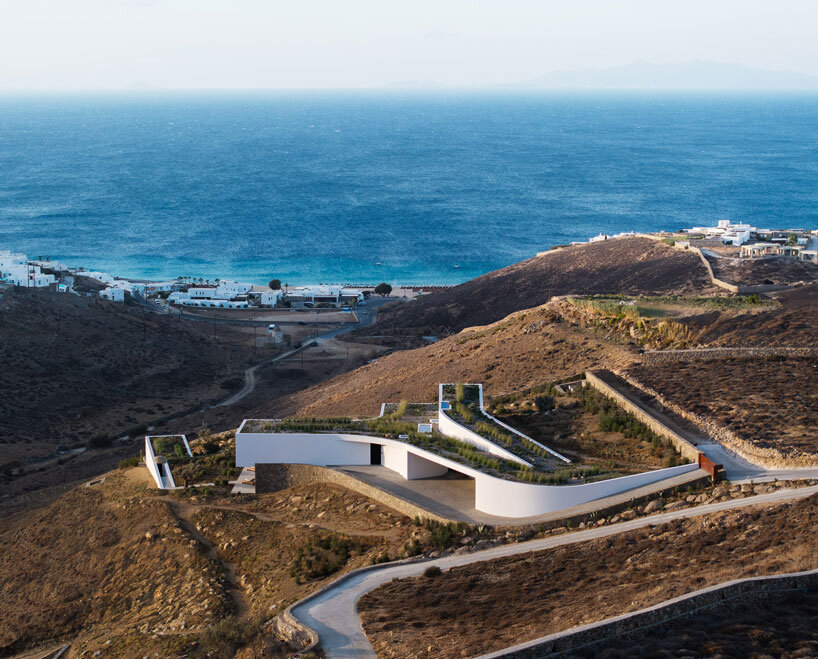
100, 286, 126, 302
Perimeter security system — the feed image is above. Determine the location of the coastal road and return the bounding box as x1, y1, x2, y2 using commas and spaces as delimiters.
213, 298, 389, 407
291, 483, 818, 658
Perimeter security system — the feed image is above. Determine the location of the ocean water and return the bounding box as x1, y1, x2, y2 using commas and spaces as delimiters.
1, 91, 817, 285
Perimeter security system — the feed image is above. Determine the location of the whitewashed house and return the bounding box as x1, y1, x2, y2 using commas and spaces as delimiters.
260, 290, 283, 306
100, 287, 126, 302
285, 285, 363, 307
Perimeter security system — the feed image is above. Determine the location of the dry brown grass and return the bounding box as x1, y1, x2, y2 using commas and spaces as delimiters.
627, 357, 818, 461
254, 304, 639, 419
359, 494, 818, 658
0, 469, 417, 658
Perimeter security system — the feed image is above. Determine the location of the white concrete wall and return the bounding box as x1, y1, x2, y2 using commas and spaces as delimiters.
473, 463, 699, 517
382, 443, 408, 477
235, 426, 700, 518
475, 386, 571, 464
382, 444, 448, 480
407, 451, 449, 479
144, 435, 191, 489
144, 436, 164, 488
236, 428, 371, 468
438, 384, 531, 467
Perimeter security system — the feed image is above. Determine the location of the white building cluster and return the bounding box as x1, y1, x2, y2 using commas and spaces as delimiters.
684, 219, 758, 246
168, 280, 276, 309
0, 250, 56, 288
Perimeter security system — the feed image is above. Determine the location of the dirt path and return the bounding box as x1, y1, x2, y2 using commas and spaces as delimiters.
291, 483, 818, 658
163, 500, 250, 619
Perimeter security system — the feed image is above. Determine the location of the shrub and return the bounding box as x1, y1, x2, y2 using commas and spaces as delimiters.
423, 565, 442, 578
198, 616, 258, 656
455, 383, 466, 403
118, 456, 140, 469
291, 534, 362, 581
534, 394, 555, 412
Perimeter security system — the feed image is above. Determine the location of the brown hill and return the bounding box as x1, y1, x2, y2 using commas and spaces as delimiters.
355, 237, 715, 341
0, 288, 252, 501
253, 303, 639, 419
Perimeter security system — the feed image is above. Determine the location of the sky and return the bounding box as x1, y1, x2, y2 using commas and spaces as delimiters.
1, 0, 818, 90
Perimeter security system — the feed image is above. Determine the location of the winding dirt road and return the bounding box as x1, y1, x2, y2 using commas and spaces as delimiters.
291, 483, 818, 658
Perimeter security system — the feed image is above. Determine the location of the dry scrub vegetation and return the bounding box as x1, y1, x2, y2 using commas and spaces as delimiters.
627, 357, 818, 462
586, 589, 818, 658
359, 494, 818, 658
0, 469, 418, 658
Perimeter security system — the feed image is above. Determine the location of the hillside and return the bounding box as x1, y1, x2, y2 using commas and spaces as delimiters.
0, 466, 417, 658
251, 282, 818, 421
0, 289, 253, 502
254, 303, 639, 419
353, 237, 715, 342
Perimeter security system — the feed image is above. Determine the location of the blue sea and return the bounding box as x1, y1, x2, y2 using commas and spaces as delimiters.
1, 92, 817, 285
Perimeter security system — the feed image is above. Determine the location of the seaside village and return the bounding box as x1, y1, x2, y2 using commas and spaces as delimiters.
2, 219, 816, 304
0, 248, 367, 310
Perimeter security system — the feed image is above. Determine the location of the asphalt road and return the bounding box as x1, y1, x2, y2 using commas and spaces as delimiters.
212, 297, 390, 407
292, 483, 818, 658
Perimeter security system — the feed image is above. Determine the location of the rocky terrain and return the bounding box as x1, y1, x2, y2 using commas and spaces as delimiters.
0, 465, 419, 658
706, 253, 818, 286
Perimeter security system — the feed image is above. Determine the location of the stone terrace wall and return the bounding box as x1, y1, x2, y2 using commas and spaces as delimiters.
584, 370, 701, 464
255, 463, 455, 523
619, 370, 818, 469
643, 347, 818, 364
486, 569, 818, 658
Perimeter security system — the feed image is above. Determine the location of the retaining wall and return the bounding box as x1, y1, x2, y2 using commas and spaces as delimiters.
618, 371, 818, 469
637, 233, 790, 294
481, 568, 818, 658
643, 347, 818, 363
255, 463, 455, 523
438, 384, 530, 466
584, 371, 701, 464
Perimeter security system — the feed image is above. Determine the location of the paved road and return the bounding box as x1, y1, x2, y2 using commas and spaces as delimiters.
213, 298, 388, 407
292, 483, 818, 658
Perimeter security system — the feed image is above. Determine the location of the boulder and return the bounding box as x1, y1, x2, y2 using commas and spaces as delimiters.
644, 499, 664, 514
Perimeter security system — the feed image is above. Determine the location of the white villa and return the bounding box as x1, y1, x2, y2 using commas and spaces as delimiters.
233, 383, 699, 518
169, 280, 256, 309
100, 286, 126, 302
685, 219, 758, 245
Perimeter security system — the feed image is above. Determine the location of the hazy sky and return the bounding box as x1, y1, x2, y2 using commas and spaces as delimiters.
2, 0, 818, 89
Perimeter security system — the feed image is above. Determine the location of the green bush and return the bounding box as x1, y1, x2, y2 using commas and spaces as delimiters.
118, 456, 140, 469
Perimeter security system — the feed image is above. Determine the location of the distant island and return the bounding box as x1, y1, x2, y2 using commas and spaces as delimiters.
385, 60, 818, 91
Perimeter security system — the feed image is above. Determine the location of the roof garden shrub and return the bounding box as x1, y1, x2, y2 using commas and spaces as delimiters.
455, 383, 466, 403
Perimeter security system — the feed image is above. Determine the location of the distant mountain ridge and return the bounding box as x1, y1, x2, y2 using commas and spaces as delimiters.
506, 60, 818, 90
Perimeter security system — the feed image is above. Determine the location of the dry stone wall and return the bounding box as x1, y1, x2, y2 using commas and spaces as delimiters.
643, 347, 818, 364
489, 569, 818, 658
584, 371, 701, 464
619, 370, 818, 469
